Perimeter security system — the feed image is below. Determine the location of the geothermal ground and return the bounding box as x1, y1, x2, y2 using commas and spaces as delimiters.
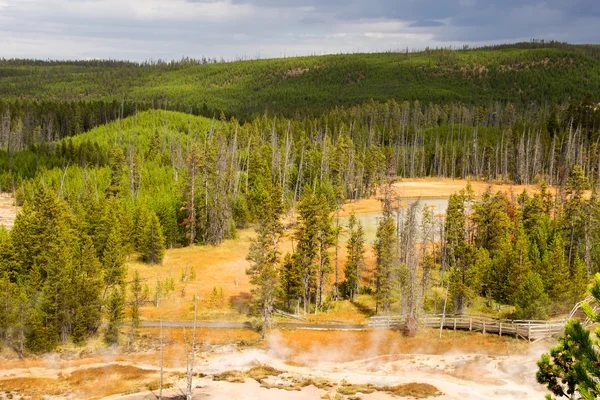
0, 328, 550, 399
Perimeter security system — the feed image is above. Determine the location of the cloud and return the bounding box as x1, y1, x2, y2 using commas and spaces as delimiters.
0, 0, 598, 61
410, 20, 445, 28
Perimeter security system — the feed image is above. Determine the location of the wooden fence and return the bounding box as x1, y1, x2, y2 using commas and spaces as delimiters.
369, 314, 566, 342
368, 297, 600, 342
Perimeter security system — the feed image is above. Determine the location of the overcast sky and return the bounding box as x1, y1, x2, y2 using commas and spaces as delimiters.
0, 0, 598, 61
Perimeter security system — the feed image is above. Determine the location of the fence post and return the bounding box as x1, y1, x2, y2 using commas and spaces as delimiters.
469, 318, 472, 331
499, 322, 502, 337
528, 323, 531, 342
453, 318, 457, 331
483, 320, 486, 334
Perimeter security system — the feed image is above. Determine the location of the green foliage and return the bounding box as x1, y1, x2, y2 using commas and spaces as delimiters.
72, 237, 103, 344
104, 285, 125, 345
280, 253, 302, 312
374, 216, 398, 314
292, 192, 334, 314
2, 44, 600, 352
344, 213, 366, 300
246, 186, 284, 337
130, 271, 142, 330
138, 211, 166, 265
2, 44, 600, 118
514, 272, 548, 320
537, 274, 600, 399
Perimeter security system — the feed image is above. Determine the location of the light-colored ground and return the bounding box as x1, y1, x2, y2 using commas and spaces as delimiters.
340, 178, 550, 217
0, 193, 18, 229
0, 328, 550, 399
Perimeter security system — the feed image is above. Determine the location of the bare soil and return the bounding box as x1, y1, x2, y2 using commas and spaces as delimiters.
0, 328, 550, 399
0, 193, 17, 229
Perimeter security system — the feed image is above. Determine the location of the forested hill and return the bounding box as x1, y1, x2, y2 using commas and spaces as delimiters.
1, 42, 600, 119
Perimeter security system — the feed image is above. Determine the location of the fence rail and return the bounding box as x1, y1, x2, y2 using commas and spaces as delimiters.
368, 314, 567, 342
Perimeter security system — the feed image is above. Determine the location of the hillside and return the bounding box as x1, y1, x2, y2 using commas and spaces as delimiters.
2, 42, 600, 118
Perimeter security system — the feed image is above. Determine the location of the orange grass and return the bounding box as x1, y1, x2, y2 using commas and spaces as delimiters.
128, 229, 255, 321
0, 365, 161, 400
270, 329, 528, 363
137, 327, 262, 346
66, 365, 158, 399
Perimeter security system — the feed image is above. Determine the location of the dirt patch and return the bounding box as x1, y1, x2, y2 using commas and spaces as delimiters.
0, 193, 18, 229
285, 67, 310, 78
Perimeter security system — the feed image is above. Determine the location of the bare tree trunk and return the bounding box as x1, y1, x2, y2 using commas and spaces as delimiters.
186, 293, 198, 400
440, 279, 450, 339
159, 315, 163, 400
334, 204, 340, 300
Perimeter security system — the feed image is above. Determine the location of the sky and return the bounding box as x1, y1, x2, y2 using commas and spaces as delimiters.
0, 0, 598, 61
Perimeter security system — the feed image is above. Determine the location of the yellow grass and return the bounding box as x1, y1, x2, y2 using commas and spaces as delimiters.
126, 178, 547, 324
128, 229, 256, 321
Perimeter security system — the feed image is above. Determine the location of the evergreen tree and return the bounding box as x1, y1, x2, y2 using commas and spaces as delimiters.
472, 189, 512, 252
374, 216, 398, 314
485, 235, 512, 303
11, 188, 68, 276
102, 228, 127, 293
514, 272, 548, 320
542, 234, 571, 311
562, 165, 590, 271
508, 222, 533, 300
280, 253, 302, 312
537, 274, 600, 399
246, 186, 284, 338
445, 191, 478, 314
571, 256, 588, 306
183, 143, 201, 246
345, 213, 366, 300
107, 146, 125, 198
104, 285, 125, 345
315, 196, 334, 312
131, 270, 142, 331
139, 212, 166, 265
72, 237, 103, 344
0, 273, 27, 355
294, 193, 323, 314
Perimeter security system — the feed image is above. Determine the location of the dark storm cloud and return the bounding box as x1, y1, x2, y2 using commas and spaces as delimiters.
0, 0, 598, 60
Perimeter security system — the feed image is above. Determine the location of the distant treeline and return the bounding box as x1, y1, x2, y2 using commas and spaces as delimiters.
1, 43, 599, 118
